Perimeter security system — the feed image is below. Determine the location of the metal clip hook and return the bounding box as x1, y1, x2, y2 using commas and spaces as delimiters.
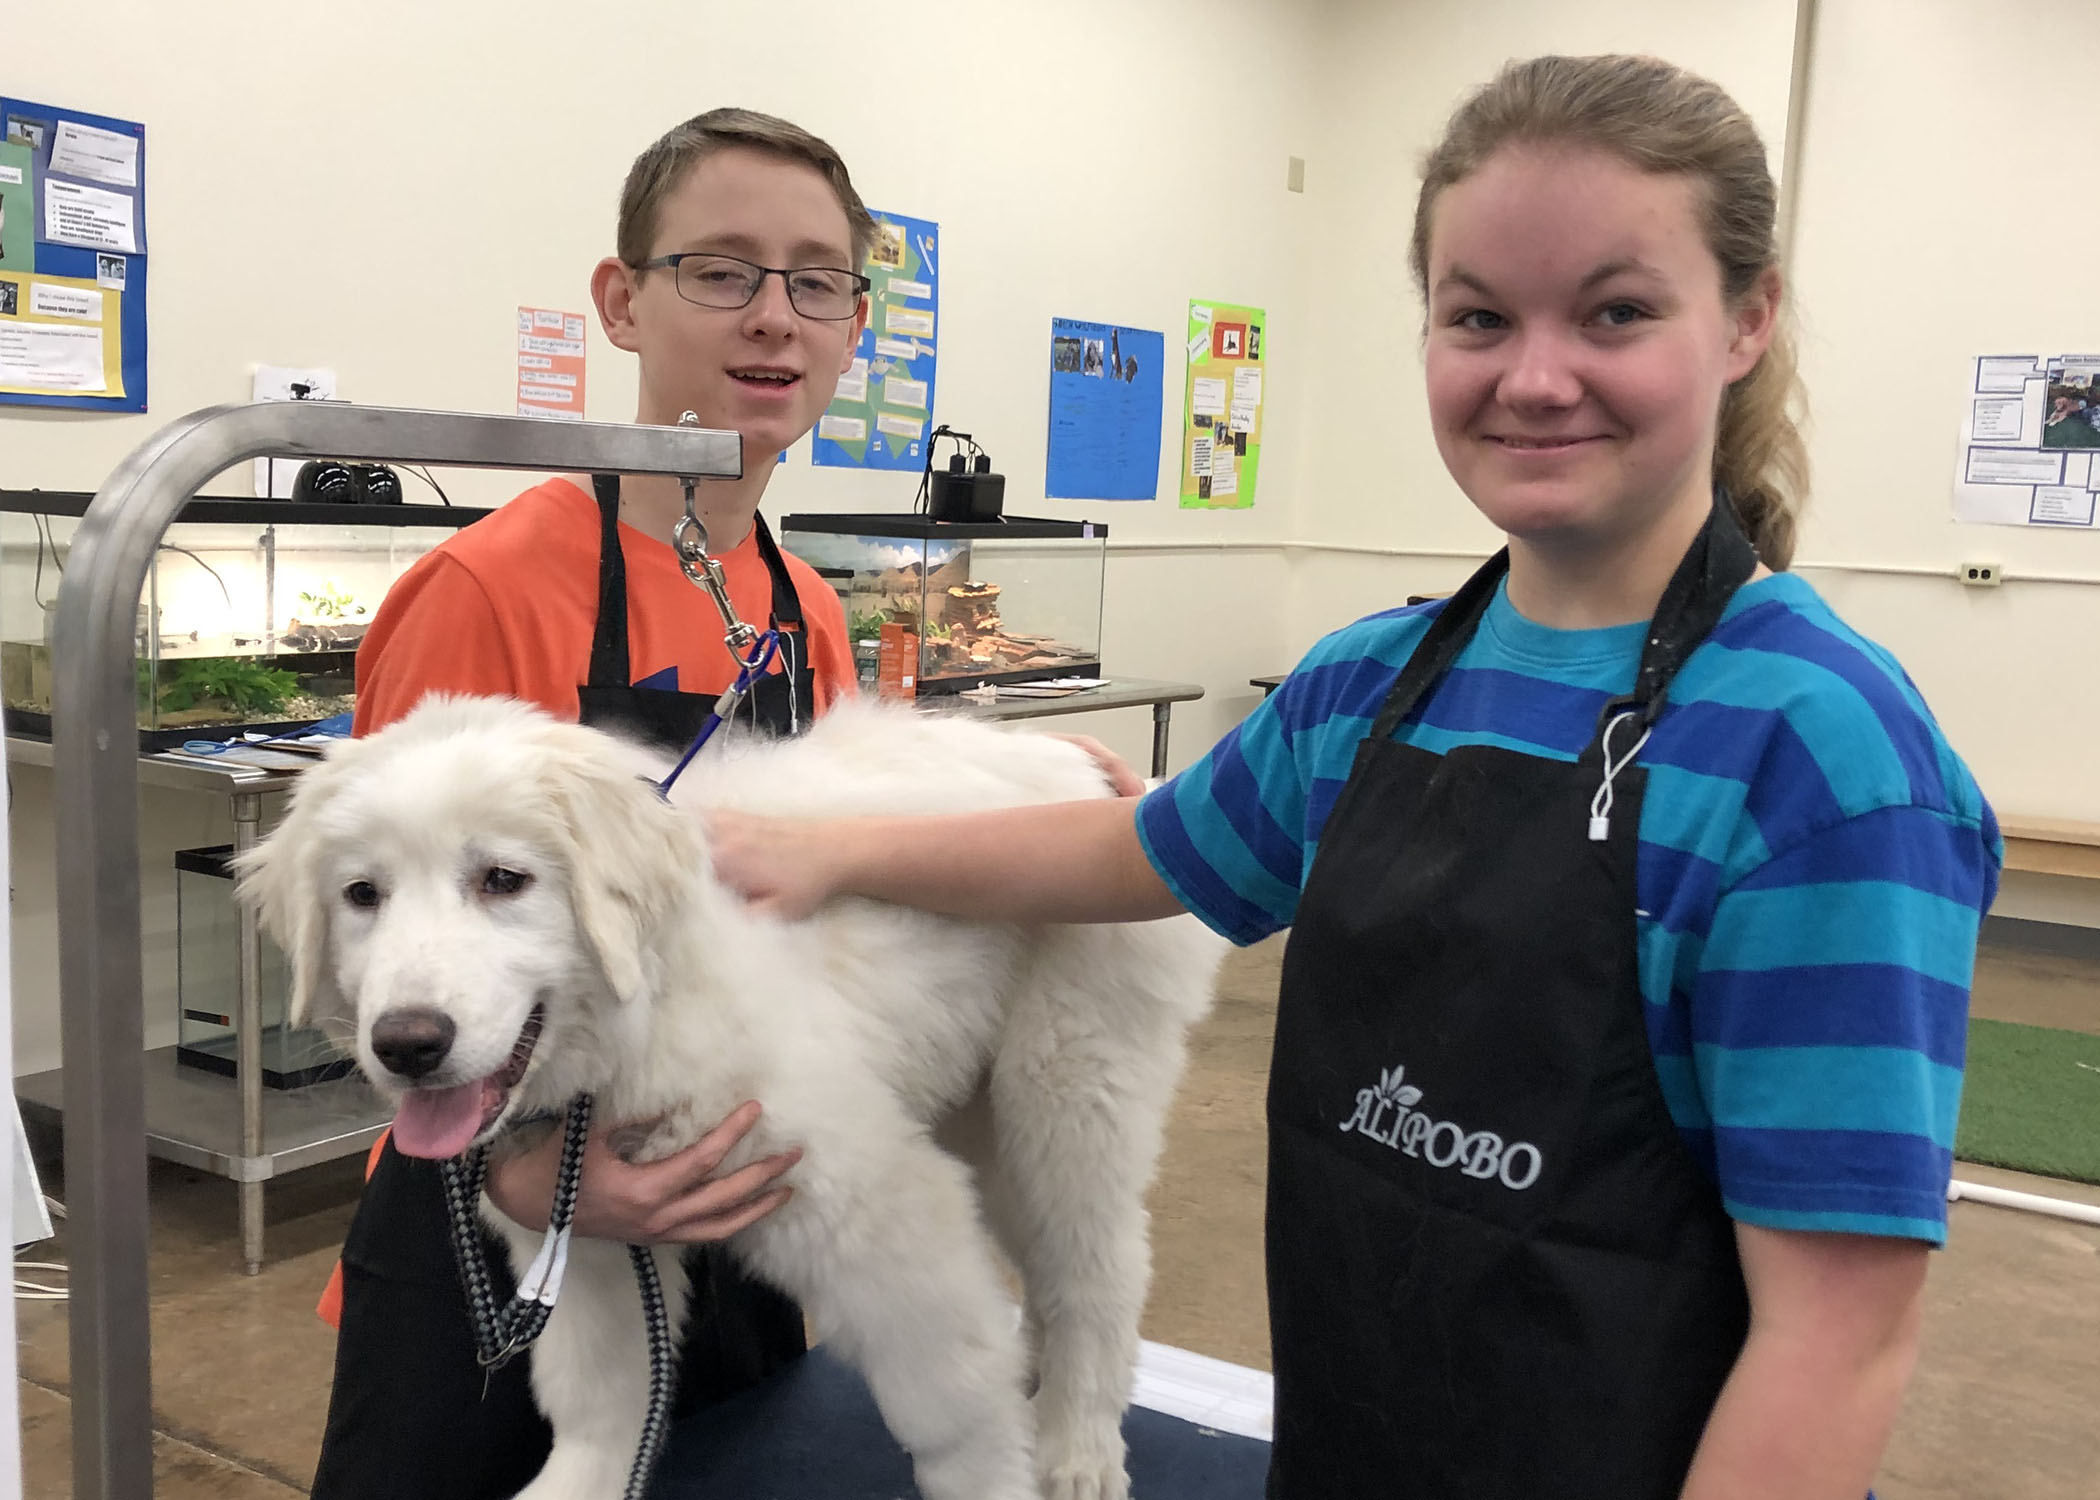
672, 411, 760, 656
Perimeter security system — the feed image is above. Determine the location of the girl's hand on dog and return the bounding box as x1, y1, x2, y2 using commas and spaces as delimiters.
706, 810, 855, 921
485, 1099, 800, 1244
1049, 734, 1146, 798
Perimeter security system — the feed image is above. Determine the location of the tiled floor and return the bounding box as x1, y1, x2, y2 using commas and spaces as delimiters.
16, 935, 2100, 1496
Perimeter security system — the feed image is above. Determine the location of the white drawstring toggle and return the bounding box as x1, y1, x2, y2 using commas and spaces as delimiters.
1589, 709, 1654, 843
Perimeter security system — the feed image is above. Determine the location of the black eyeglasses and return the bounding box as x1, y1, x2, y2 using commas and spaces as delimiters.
634, 253, 870, 321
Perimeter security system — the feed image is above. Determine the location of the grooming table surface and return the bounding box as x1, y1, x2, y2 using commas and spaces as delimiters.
651, 1343, 1272, 1498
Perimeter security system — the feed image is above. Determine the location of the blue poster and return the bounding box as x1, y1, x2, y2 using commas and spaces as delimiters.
1046, 318, 1164, 500
812, 209, 937, 471
0, 97, 148, 412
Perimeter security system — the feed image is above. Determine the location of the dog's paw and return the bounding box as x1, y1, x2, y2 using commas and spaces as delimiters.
1039, 1463, 1132, 1500
1036, 1417, 1130, 1500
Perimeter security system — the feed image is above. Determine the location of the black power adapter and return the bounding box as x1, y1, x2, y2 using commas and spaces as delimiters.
917, 425, 1005, 523
929, 452, 1005, 523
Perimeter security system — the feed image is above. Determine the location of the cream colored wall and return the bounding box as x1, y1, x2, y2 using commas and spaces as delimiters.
4, 0, 1314, 1074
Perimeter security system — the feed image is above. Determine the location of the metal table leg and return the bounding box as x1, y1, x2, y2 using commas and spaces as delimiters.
233, 790, 266, 1275
1150, 703, 1172, 779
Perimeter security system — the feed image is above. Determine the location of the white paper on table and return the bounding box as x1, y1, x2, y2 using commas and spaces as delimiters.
0, 321, 105, 391
29, 282, 101, 322
43, 178, 136, 253
835, 357, 869, 403
1191, 377, 1227, 417
49, 120, 139, 188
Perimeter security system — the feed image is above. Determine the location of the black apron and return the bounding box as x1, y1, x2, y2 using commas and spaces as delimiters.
313, 475, 812, 1500
574, 471, 814, 743
1264, 498, 1757, 1500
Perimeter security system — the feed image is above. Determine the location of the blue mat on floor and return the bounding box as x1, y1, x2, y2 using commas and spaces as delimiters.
650, 1347, 1271, 1498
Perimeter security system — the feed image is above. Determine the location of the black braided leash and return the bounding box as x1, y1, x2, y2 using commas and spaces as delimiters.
439, 1094, 679, 1500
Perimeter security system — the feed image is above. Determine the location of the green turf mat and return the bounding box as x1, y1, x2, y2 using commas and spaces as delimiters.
1955, 1018, 2100, 1185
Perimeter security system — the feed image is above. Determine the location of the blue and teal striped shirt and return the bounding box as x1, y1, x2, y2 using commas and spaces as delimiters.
1137, 572, 2002, 1244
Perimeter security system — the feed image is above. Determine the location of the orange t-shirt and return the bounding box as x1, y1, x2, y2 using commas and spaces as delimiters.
352, 476, 855, 735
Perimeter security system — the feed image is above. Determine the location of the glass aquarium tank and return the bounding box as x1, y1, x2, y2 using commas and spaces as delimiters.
0, 490, 489, 749
174, 844, 352, 1089
779, 514, 1107, 697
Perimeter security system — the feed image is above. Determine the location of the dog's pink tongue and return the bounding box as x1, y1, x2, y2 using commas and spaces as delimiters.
390, 1082, 489, 1160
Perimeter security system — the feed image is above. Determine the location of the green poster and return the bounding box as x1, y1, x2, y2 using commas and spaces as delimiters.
0, 140, 31, 274
1179, 300, 1266, 510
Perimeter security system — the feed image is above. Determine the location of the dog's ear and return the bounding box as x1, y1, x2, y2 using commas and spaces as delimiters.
231, 747, 362, 1028
536, 731, 701, 1006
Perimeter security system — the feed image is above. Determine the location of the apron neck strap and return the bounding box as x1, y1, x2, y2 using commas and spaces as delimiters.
1368, 490, 1759, 746
1599, 488, 1759, 736
584, 475, 806, 692
587, 473, 630, 689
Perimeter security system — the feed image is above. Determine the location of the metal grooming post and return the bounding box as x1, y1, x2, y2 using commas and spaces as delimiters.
52, 402, 742, 1500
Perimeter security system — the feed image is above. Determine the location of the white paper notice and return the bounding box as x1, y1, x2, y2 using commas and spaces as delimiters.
1187, 332, 1210, 359
1190, 434, 1213, 477
29, 282, 101, 322
881, 373, 929, 409
1191, 377, 1227, 417
2031, 486, 2097, 526
1965, 448, 2063, 485
836, 357, 869, 403
1209, 455, 1239, 497
44, 179, 136, 253
1975, 355, 2041, 394
819, 413, 868, 442
1232, 367, 1263, 405
1191, 305, 1214, 326
1953, 353, 2100, 527
887, 280, 931, 300
876, 411, 925, 440
874, 337, 922, 360
0, 165, 20, 187
49, 121, 139, 189
1971, 397, 2025, 442
0, 322, 106, 391
884, 305, 935, 339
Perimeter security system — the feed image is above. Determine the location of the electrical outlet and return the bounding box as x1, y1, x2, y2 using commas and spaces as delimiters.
1959, 561, 2003, 587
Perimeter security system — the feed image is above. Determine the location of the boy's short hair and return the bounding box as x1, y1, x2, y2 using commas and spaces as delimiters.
617, 107, 878, 270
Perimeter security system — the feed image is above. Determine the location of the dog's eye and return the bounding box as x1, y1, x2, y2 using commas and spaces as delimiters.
482, 867, 531, 897
344, 880, 382, 909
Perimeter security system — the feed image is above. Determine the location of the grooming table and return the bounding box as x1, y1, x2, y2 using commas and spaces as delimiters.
651, 1344, 1272, 1498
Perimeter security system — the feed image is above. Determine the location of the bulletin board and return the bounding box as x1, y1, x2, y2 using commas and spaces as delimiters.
812, 209, 938, 471
0, 96, 148, 413
1178, 300, 1265, 510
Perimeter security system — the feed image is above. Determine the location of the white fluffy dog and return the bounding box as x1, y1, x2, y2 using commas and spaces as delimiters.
239, 694, 1225, 1500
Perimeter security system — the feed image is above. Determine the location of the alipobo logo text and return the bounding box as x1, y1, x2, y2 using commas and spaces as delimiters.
1338, 1065, 1544, 1191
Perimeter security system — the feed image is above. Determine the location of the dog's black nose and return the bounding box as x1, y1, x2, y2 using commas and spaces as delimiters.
369, 1008, 457, 1080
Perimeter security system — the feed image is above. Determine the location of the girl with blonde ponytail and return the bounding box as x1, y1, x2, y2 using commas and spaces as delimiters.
709, 55, 2000, 1500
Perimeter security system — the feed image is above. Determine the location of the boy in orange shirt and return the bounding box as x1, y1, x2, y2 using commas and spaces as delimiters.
312, 109, 872, 1500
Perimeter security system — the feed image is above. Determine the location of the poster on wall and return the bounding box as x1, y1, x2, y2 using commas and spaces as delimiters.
813, 209, 938, 472
516, 306, 587, 421
1046, 316, 1164, 500
0, 96, 147, 412
1955, 353, 2100, 528
1179, 300, 1265, 510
